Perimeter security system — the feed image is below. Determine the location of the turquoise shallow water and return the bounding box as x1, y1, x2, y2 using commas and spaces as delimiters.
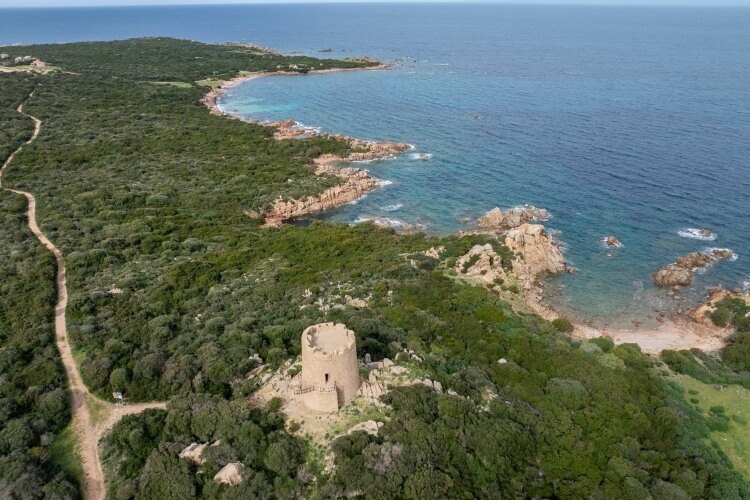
3, 4, 750, 327
216, 7, 750, 327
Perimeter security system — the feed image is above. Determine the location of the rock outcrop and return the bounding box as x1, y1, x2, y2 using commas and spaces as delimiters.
179, 443, 208, 465
263, 140, 409, 226
477, 206, 549, 231
688, 287, 750, 325
347, 420, 383, 436
455, 244, 508, 284
652, 264, 693, 287
505, 224, 566, 279
214, 462, 245, 486
604, 236, 622, 248
652, 249, 736, 288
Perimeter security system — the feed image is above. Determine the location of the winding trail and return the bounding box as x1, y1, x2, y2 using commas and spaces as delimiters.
1, 95, 166, 499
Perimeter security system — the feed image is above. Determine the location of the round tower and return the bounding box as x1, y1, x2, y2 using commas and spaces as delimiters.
300, 322, 360, 411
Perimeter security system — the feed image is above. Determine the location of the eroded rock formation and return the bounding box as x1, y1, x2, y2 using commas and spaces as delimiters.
505, 223, 566, 280
455, 244, 508, 284
652, 249, 736, 288
263, 140, 409, 225
477, 206, 549, 231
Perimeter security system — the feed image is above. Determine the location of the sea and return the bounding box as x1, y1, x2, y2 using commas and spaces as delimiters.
2, 4, 749, 327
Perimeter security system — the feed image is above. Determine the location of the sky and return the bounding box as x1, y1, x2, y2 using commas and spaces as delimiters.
0, 0, 748, 7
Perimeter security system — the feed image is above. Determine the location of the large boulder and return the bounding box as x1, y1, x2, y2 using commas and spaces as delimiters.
179, 443, 207, 465
505, 224, 566, 278
604, 236, 622, 248
214, 462, 245, 486
477, 206, 549, 231
651, 264, 693, 287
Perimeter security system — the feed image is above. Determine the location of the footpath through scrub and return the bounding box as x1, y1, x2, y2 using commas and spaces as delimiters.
1, 94, 167, 500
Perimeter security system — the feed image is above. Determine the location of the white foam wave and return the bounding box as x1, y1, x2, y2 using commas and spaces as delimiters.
409, 152, 433, 161
377, 180, 394, 187
743, 279, 750, 292
353, 216, 406, 228
678, 228, 717, 241
380, 203, 403, 212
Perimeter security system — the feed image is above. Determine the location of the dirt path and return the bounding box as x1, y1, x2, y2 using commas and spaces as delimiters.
1, 95, 167, 499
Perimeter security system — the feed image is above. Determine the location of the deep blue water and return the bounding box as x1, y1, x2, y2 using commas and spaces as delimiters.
2, 4, 750, 326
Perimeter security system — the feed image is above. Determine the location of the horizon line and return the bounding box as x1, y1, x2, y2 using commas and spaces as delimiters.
2, 1, 750, 9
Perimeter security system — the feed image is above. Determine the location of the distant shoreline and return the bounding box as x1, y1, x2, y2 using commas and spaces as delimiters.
202, 63, 390, 117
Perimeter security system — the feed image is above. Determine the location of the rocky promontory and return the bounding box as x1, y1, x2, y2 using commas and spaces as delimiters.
505, 223, 567, 280
477, 205, 549, 231
688, 286, 750, 325
652, 249, 736, 288
263, 139, 410, 226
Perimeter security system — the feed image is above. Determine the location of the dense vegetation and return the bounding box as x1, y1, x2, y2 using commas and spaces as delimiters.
2, 38, 749, 498
0, 76, 36, 167
0, 192, 78, 498
710, 297, 750, 372
101, 396, 306, 499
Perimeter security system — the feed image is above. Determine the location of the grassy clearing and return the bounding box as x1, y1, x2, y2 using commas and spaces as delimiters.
149, 81, 194, 88
675, 374, 750, 478
195, 78, 222, 88
88, 396, 112, 426
50, 425, 83, 485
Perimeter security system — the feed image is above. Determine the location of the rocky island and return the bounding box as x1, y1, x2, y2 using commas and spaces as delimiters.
652, 249, 736, 288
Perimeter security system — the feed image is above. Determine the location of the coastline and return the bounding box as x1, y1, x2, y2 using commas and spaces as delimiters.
201, 63, 391, 118
201, 63, 410, 226
202, 64, 734, 356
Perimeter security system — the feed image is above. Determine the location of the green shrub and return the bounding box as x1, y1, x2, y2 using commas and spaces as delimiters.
590, 336, 615, 352
551, 317, 574, 333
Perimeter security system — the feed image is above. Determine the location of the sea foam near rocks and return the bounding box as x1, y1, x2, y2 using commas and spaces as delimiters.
678, 228, 717, 241
409, 152, 433, 161
380, 203, 403, 212
703, 248, 738, 262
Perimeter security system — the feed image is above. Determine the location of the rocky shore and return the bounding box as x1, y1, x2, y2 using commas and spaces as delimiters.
263, 141, 410, 226
201, 64, 412, 225
463, 206, 569, 321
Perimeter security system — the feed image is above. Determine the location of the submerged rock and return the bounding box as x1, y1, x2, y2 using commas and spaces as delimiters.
477, 206, 549, 231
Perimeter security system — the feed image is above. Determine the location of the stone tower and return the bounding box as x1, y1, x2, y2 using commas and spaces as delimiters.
298, 322, 360, 412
